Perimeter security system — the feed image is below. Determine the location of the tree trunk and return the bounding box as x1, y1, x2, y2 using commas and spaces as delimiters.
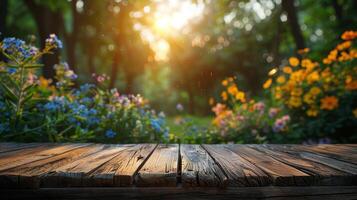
0, 0, 8, 37
109, 45, 120, 89
282, 0, 305, 50
25, 0, 62, 79
331, 0, 343, 25
272, 8, 283, 67
66, 0, 79, 72
188, 88, 195, 114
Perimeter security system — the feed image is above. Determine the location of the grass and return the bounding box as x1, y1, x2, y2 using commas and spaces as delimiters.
167, 115, 213, 142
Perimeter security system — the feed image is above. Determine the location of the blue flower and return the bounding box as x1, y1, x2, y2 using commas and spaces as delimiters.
150, 119, 163, 132
7, 68, 17, 74
105, 129, 117, 138
1, 37, 25, 51
45, 34, 63, 49
44, 101, 59, 112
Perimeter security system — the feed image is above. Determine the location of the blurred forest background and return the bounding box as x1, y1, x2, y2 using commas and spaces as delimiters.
1, 0, 356, 116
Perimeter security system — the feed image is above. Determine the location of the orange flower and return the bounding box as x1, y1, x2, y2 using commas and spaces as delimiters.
289, 57, 300, 67
298, 48, 310, 54
227, 85, 238, 95
336, 41, 351, 51
353, 108, 357, 118
277, 76, 286, 84
283, 66, 292, 74
221, 91, 228, 101
263, 78, 272, 89
346, 80, 357, 90
320, 96, 338, 110
341, 30, 357, 40
221, 79, 228, 86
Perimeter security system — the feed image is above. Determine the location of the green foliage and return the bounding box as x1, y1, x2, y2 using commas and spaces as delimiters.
0, 35, 168, 143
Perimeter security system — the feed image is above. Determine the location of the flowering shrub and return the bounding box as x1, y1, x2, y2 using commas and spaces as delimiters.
0, 35, 168, 143
211, 31, 357, 143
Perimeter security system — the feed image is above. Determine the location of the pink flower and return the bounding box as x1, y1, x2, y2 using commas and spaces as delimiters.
253, 102, 265, 112
212, 103, 226, 115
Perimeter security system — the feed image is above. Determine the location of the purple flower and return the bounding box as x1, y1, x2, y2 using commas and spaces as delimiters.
269, 108, 279, 118
45, 34, 63, 49
272, 115, 290, 133
176, 103, 184, 111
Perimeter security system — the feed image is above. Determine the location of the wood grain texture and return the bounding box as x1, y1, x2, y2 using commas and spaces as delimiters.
181, 144, 227, 187
292, 144, 357, 165
0, 143, 88, 172
85, 144, 157, 186
202, 144, 271, 186
0, 143, 42, 153
227, 144, 312, 186
250, 144, 357, 186
41, 144, 132, 187
278, 145, 357, 175
135, 144, 178, 187
0, 144, 104, 188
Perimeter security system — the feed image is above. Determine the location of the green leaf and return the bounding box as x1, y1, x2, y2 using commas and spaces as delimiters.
0, 81, 18, 102
24, 63, 44, 69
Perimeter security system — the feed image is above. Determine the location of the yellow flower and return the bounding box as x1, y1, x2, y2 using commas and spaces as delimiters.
310, 87, 321, 95
209, 97, 215, 105
353, 108, 357, 118
307, 71, 319, 84
288, 97, 302, 108
222, 79, 228, 86
289, 57, 300, 67
221, 91, 228, 101
39, 76, 52, 88
263, 78, 272, 89
227, 85, 238, 95
235, 91, 246, 102
320, 96, 338, 110
290, 70, 304, 82
303, 93, 314, 104
291, 87, 303, 96
283, 66, 292, 74
277, 76, 286, 84
307, 108, 319, 117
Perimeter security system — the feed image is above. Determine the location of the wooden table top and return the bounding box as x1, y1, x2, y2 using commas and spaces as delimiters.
0, 143, 356, 189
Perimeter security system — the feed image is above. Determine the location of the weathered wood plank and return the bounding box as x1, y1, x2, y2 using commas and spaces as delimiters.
181, 144, 227, 187
202, 144, 271, 186
250, 144, 357, 186
276, 145, 357, 175
2, 186, 357, 200
135, 144, 178, 187
0, 143, 43, 153
227, 144, 312, 186
0, 144, 104, 188
0, 143, 88, 172
292, 145, 357, 165
85, 144, 157, 186
41, 144, 132, 187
